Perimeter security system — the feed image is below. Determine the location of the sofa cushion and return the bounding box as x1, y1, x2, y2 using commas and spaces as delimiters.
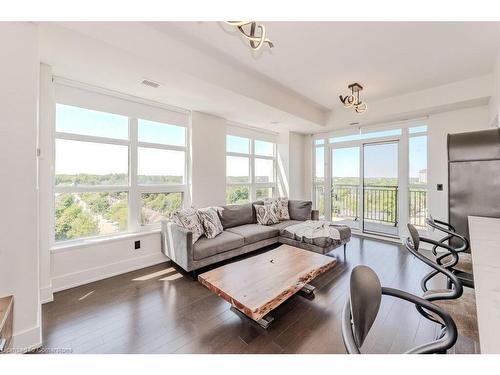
197, 207, 223, 239
219, 203, 254, 229
226, 224, 279, 245
264, 197, 290, 221
171, 208, 204, 244
288, 200, 312, 221
254, 203, 280, 225
252, 200, 264, 223
270, 220, 302, 232
193, 231, 244, 260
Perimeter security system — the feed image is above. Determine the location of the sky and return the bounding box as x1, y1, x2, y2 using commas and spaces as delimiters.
316, 135, 427, 179
56, 104, 185, 176
226, 135, 274, 157
56, 103, 426, 180
226, 135, 274, 178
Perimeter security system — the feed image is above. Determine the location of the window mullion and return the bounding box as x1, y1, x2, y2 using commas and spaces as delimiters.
129, 118, 139, 232
250, 140, 256, 201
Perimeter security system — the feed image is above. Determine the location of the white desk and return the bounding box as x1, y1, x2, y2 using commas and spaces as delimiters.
468, 216, 500, 354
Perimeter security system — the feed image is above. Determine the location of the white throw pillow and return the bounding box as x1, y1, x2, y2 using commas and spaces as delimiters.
254, 203, 280, 225
264, 197, 290, 221
171, 208, 204, 244
197, 207, 224, 239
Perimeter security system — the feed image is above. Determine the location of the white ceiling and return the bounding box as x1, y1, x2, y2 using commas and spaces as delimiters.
39, 22, 500, 134
152, 22, 500, 109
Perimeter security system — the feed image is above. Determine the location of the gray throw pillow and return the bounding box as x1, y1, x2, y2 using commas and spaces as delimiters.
171, 208, 204, 244
288, 200, 312, 221
254, 203, 279, 225
264, 197, 290, 221
197, 207, 223, 239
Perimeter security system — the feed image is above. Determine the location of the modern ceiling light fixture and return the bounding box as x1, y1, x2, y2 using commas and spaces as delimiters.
339, 83, 368, 114
225, 21, 274, 51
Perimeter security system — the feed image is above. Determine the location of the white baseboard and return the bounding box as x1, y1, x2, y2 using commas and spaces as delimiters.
51, 252, 169, 293
10, 325, 42, 353
40, 285, 54, 304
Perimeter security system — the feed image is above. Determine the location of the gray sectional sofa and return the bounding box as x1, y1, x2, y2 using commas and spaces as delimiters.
161, 200, 349, 273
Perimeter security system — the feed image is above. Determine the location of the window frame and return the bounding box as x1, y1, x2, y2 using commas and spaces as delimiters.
311, 122, 429, 236
53, 103, 189, 245
225, 135, 277, 204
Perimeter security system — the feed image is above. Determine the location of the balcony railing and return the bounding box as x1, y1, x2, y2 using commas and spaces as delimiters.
331, 184, 427, 227
408, 188, 427, 227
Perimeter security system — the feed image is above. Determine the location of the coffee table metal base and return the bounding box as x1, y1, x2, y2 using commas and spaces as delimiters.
230, 283, 317, 329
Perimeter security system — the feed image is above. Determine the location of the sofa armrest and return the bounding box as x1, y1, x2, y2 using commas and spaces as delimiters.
311, 210, 320, 221
161, 220, 194, 272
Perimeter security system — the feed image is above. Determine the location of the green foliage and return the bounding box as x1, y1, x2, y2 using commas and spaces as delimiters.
80, 192, 110, 215
55, 191, 128, 241
141, 193, 182, 224
55, 173, 183, 186
226, 185, 249, 204
55, 173, 127, 186
55, 194, 98, 241
105, 200, 128, 230
138, 175, 183, 184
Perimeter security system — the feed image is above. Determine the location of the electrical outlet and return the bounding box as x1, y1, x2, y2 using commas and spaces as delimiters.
134, 240, 141, 250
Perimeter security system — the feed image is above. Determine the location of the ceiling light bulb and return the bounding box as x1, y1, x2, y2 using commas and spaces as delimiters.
355, 102, 367, 114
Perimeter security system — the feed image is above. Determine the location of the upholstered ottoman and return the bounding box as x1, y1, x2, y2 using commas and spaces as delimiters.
277, 220, 351, 256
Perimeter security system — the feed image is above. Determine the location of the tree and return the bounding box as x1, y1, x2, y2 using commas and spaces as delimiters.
226, 186, 249, 204
55, 194, 98, 240
105, 201, 128, 230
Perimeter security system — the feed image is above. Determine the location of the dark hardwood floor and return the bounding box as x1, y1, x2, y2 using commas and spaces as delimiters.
41, 236, 478, 354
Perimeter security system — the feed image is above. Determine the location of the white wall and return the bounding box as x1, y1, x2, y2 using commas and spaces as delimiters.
289, 133, 307, 200
38, 64, 54, 303
426, 105, 491, 234
0, 23, 41, 350
191, 112, 227, 207
51, 232, 166, 292
488, 51, 500, 127
277, 131, 290, 198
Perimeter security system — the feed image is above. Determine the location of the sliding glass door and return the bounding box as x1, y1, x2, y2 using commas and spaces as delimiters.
318, 124, 428, 239
362, 141, 399, 237
331, 146, 361, 229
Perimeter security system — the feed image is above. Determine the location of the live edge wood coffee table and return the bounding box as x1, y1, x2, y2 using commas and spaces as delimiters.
198, 244, 336, 328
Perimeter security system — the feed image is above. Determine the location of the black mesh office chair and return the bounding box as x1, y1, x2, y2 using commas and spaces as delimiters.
341, 265, 458, 354
426, 216, 474, 288
406, 224, 479, 343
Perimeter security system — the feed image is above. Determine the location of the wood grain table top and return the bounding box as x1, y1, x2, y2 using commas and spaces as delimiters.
198, 245, 336, 321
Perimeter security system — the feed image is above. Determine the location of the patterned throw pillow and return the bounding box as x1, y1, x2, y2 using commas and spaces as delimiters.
171, 208, 204, 244
197, 207, 223, 239
264, 197, 290, 221
254, 203, 280, 225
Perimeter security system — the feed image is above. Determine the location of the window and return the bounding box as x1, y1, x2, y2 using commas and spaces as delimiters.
225, 135, 276, 204
54, 104, 188, 242
409, 131, 428, 228
313, 122, 428, 235
313, 146, 325, 219
140, 192, 183, 225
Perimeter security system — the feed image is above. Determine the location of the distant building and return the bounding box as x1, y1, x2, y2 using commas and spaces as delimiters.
419, 169, 427, 184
